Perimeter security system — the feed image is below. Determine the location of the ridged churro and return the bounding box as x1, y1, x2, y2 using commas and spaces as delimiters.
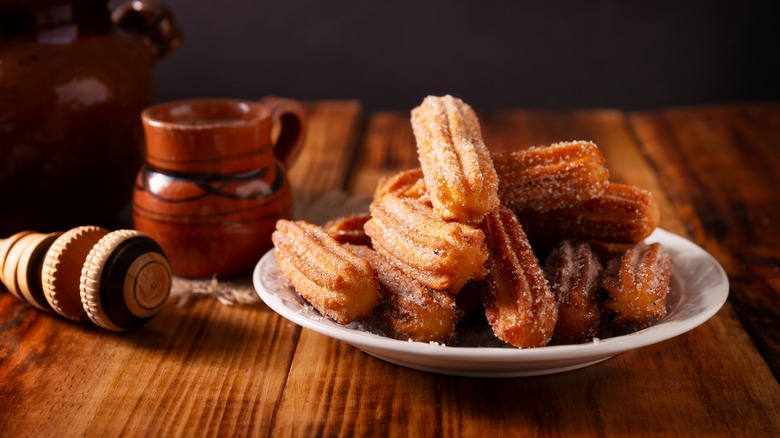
272, 220, 380, 324
602, 242, 672, 329
364, 192, 488, 293
347, 244, 461, 343
517, 182, 660, 244
373, 168, 429, 205
411, 95, 499, 223
544, 240, 604, 344
493, 141, 609, 213
323, 213, 372, 247
480, 205, 558, 348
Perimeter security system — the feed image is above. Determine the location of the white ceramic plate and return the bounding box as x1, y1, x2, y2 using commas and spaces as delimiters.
253, 228, 729, 377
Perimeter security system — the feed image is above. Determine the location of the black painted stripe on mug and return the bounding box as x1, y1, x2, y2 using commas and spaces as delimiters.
132, 186, 286, 220
135, 164, 285, 203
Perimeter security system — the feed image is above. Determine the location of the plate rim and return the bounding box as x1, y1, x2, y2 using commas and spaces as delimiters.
253, 228, 729, 374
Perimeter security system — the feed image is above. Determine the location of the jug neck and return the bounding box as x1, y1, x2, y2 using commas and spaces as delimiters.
0, 0, 111, 39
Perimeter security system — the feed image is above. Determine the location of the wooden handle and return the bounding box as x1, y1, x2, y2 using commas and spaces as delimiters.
1, 228, 172, 331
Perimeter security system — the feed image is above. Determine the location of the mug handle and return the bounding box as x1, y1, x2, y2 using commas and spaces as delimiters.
112, 0, 182, 59
258, 97, 307, 170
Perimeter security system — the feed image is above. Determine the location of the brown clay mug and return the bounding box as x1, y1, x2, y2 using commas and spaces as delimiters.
132, 97, 306, 278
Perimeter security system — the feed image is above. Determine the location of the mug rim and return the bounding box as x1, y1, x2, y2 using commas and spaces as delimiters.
142, 98, 272, 129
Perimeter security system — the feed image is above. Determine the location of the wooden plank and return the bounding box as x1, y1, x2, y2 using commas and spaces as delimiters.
630, 103, 780, 377
0, 289, 299, 435
269, 330, 444, 436
289, 100, 364, 196
347, 111, 419, 196
286, 106, 779, 435
0, 100, 364, 435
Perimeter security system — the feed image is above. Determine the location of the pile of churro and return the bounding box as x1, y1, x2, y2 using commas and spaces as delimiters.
272, 95, 673, 348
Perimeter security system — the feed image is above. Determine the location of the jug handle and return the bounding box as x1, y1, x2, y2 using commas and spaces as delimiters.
258, 97, 307, 170
112, 0, 182, 59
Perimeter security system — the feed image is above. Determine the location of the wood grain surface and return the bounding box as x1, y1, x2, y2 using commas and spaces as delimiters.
631, 103, 780, 378
1, 101, 778, 436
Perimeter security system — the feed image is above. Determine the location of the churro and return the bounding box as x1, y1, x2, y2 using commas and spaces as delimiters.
373, 168, 429, 205
272, 220, 380, 324
517, 182, 660, 244
347, 244, 461, 343
492, 141, 609, 213
364, 192, 488, 292
544, 240, 604, 344
411, 95, 499, 223
602, 242, 672, 329
323, 213, 372, 247
480, 205, 558, 348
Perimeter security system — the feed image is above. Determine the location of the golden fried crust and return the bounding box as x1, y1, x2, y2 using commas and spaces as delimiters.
323, 213, 372, 247
411, 95, 499, 223
517, 182, 660, 244
364, 192, 488, 292
481, 206, 558, 348
544, 240, 603, 344
347, 244, 461, 343
272, 220, 380, 324
373, 168, 429, 205
602, 242, 673, 329
492, 141, 609, 213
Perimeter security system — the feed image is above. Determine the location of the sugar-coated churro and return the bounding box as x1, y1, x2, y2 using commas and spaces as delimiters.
323, 213, 372, 247
480, 205, 558, 348
544, 240, 604, 344
347, 244, 461, 343
517, 182, 660, 244
492, 141, 609, 213
364, 192, 488, 293
411, 95, 499, 223
373, 168, 429, 205
602, 242, 672, 329
272, 220, 380, 324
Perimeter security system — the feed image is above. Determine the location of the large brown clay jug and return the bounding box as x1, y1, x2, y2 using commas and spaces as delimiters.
132, 97, 307, 278
0, 0, 181, 235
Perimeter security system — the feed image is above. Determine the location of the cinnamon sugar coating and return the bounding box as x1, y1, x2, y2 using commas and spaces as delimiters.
493, 141, 609, 213
480, 206, 558, 348
602, 242, 673, 328
517, 182, 660, 244
411, 95, 499, 223
348, 244, 461, 343
373, 167, 429, 205
323, 213, 372, 247
272, 220, 380, 324
364, 192, 488, 293
544, 240, 604, 344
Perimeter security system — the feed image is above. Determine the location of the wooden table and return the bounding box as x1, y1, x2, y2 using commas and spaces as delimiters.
1, 101, 778, 436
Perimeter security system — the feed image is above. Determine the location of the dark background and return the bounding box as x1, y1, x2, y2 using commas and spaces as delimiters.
151, 0, 778, 112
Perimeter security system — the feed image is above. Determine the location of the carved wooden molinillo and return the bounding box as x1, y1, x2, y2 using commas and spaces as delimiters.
0, 227, 171, 331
